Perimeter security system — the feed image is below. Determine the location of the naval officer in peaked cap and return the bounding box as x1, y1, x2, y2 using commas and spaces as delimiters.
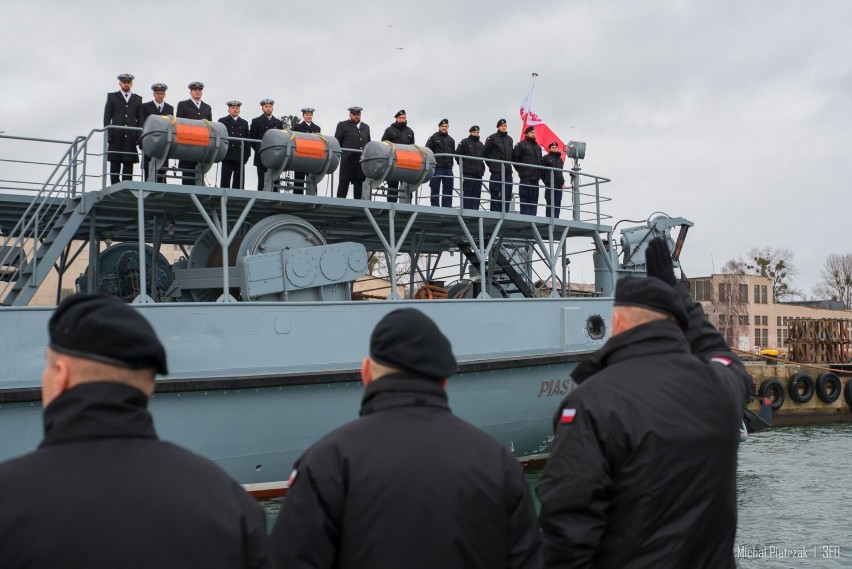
0, 293, 272, 569
141, 83, 174, 183
249, 98, 284, 191
103, 72, 144, 185
291, 107, 321, 194
218, 100, 251, 189
334, 106, 371, 199
175, 81, 213, 185
270, 308, 542, 569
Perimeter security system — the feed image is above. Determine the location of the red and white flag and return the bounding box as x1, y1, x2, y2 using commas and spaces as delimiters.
560, 408, 577, 424
520, 89, 567, 160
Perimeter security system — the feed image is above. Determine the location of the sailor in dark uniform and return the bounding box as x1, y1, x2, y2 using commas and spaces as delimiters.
270, 308, 542, 569
140, 83, 174, 183
103, 73, 144, 185
333, 106, 371, 199
380, 109, 414, 202
249, 99, 284, 191
175, 81, 213, 185
218, 101, 251, 189
0, 294, 272, 569
291, 107, 320, 194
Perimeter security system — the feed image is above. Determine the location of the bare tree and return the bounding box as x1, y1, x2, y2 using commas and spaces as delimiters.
713, 258, 749, 347
813, 253, 852, 308
745, 246, 801, 302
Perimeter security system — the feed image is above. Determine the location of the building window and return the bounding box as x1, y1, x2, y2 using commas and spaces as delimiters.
777, 316, 782, 326
753, 284, 768, 304
738, 284, 748, 303
692, 279, 710, 301
719, 314, 728, 325
719, 283, 731, 302
762, 316, 768, 326
754, 315, 760, 326
738, 315, 749, 325
777, 329, 782, 346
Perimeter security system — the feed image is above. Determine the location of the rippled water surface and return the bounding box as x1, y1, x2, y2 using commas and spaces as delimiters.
262, 424, 852, 567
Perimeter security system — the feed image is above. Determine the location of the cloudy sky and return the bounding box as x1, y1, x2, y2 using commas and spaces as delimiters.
2, 0, 850, 295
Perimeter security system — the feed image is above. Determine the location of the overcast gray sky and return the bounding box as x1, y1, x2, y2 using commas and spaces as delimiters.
2, 0, 850, 294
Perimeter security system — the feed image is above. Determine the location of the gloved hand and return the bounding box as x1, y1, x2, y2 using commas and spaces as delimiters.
645, 237, 677, 287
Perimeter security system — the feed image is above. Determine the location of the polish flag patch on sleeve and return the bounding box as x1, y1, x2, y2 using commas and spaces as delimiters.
710, 357, 732, 366
287, 468, 298, 487
561, 408, 577, 424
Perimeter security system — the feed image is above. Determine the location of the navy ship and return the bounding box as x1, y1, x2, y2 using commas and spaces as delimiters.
0, 119, 692, 495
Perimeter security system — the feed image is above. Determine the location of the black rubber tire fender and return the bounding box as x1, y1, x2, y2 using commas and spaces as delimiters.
758, 378, 786, 410
788, 372, 815, 404
844, 379, 852, 408
815, 372, 842, 403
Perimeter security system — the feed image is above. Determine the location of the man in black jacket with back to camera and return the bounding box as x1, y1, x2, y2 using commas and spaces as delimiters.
270, 308, 542, 569
0, 294, 271, 569
537, 238, 753, 569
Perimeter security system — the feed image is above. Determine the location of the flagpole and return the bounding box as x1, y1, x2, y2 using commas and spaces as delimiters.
529, 72, 538, 111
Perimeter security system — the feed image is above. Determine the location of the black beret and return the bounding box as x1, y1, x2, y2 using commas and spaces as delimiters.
370, 309, 458, 380
524, 125, 535, 134
548, 142, 559, 149
49, 294, 168, 375
188, 81, 204, 90
496, 118, 507, 127
394, 109, 406, 117
438, 118, 449, 126
469, 125, 480, 132
117, 73, 134, 82
151, 83, 167, 92
614, 276, 689, 330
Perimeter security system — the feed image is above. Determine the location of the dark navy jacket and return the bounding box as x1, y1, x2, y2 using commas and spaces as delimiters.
219, 115, 252, 162
537, 285, 752, 569
270, 373, 543, 569
0, 382, 271, 569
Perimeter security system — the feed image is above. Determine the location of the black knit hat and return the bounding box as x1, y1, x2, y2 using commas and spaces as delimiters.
614, 276, 689, 330
469, 125, 480, 132
395, 109, 406, 117
438, 118, 449, 126
49, 294, 168, 375
524, 125, 535, 134
370, 309, 458, 380
496, 118, 507, 127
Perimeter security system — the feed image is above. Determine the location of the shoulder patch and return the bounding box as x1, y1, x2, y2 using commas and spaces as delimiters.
560, 408, 577, 424
710, 357, 732, 366
287, 468, 298, 487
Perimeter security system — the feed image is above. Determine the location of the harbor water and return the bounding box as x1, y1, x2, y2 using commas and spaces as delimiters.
261, 424, 851, 567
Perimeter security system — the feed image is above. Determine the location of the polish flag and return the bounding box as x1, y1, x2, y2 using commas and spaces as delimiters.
560, 408, 577, 424
520, 89, 567, 160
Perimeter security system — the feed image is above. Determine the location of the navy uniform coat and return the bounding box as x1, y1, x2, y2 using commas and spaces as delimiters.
176, 99, 213, 121
141, 100, 175, 123
292, 120, 320, 134
219, 115, 252, 162
249, 114, 284, 166
103, 91, 144, 163
334, 119, 371, 180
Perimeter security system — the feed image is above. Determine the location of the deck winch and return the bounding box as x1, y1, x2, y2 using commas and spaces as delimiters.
166, 214, 367, 302
360, 141, 436, 203
140, 116, 228, 182
75, 243, 173, 302
258, 130, 341, 193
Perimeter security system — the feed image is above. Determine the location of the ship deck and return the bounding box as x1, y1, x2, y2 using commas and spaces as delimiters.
0, 181, 611, 254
